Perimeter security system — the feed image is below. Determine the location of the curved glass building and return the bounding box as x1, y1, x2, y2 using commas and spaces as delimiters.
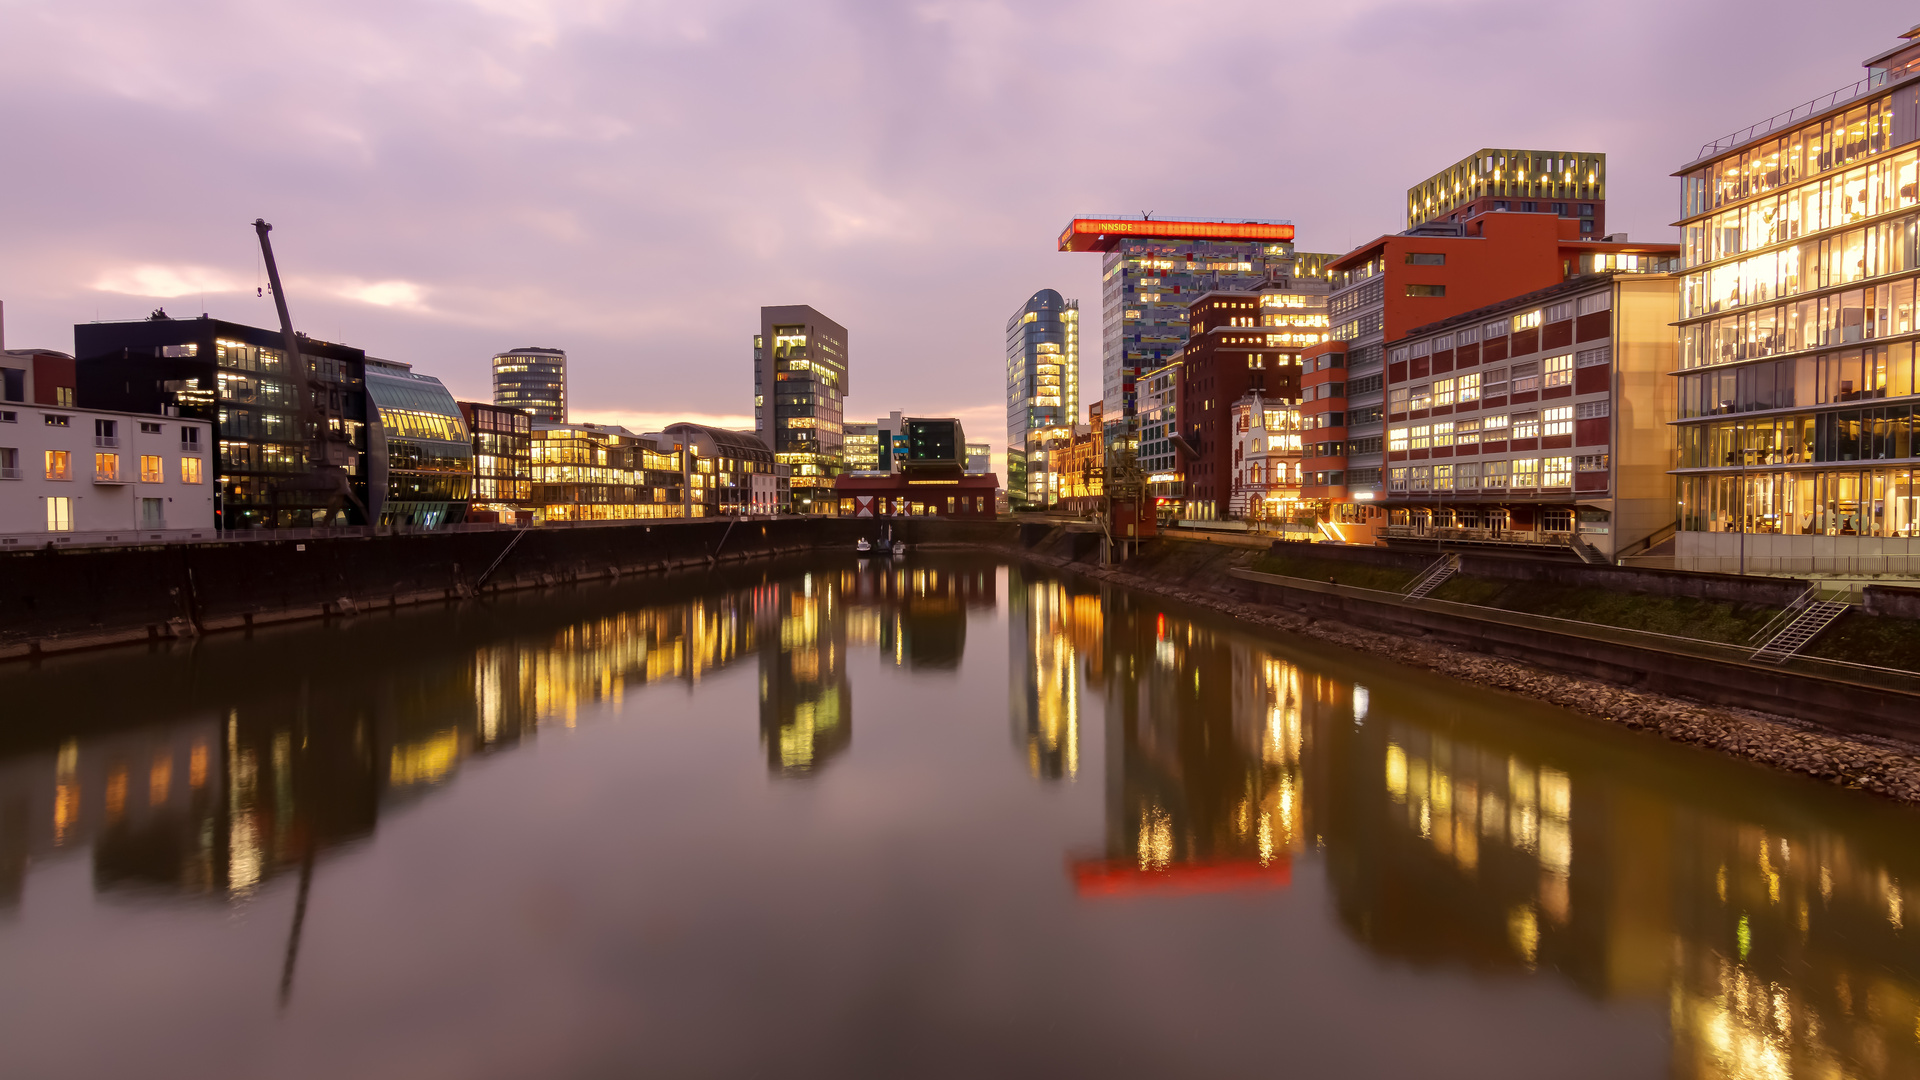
492, 347, 566, 423
367, 359, 472, 528
1005, 289, 1078, 507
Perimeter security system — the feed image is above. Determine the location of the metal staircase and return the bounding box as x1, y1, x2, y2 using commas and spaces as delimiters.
1572, 538, 1610, 565
1750, 586, 1851, 663
1404, 554, 1460, 600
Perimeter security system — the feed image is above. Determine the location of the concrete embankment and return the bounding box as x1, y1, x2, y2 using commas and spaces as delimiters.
1007, 525, 1920, 806
0, 516, 1016, 661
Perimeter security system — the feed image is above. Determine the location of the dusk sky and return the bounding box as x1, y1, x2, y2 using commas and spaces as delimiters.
1, 0, 1912, 447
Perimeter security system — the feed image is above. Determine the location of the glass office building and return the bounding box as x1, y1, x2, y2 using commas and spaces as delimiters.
492, 347, 567, 423
1671, 27, 1920, 573
755, 305, 849, 514
366, 359, 472, 528
1005, 289, 1078, 508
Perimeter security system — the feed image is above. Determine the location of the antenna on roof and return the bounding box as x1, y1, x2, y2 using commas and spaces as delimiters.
1142, 211, 1154, 220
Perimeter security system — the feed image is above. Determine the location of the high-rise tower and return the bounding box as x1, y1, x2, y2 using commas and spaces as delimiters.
491, 347, 566, 423
754, 305, 848, 514
1005, 289, 1078, 508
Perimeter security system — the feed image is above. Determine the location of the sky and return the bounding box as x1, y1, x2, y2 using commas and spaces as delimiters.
0, 0, 1913, 455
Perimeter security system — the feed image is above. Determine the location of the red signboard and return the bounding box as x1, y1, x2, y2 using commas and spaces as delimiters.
1058, 217, 1296, 252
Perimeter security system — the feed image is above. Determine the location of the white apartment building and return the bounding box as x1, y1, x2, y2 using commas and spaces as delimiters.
0, 350, 214, 547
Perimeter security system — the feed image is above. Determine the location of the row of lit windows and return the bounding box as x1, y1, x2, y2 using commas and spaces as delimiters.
1680, 466, 1920, 536
1679, 341, 1920, 416
1389, 353, 1608, 412
1391, 457, 1588, 491
1389, 404, 1605, 450
1683, 96, 1900, 218
13, 450, 204, 483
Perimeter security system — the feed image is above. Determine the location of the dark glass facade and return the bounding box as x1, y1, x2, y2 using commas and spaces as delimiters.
492, 347, 566, 424
366, 360, 471, 528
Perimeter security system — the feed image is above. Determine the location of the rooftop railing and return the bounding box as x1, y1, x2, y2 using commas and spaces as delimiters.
1691, 55, 1920, 164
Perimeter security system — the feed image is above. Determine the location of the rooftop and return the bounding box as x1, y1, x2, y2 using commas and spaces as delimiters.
1058, 215, 1295, 253
1681, 49, 1920, 170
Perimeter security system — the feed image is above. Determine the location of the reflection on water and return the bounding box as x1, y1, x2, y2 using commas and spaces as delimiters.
2, 558, 1919, 1077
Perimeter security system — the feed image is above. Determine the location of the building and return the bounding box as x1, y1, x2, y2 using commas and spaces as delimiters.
458, 401, 533, 523
492, 347, 566, 423
1137, 359, 1183, 513
0, 348, 213, 544
755, 306, 848, 514
1047, 404, 1104, 514
1226, 390, 1306, 527
658, 423, 783, 516
1380, 271, 1678, 559
1670, 25, 1920, 574
1321, 198, 1677, 520
1406, 149, 1608, 236
844, 423, 883, 473
1172, 277, 1330, 520
365, 358, 472, 529
834, 417, 998, 518
528, 422, 684, 522
1057, 214, 1333, 446
965, 442, 992, 475
1298, 341, 1360, 535
1005, 289, 1079, 507
74, 315, 371, 529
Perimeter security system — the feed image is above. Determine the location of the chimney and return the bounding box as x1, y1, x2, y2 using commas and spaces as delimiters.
1, 298, 6, 351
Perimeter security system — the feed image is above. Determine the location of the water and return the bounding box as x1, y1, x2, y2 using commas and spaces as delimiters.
1, 555, 1917, 1079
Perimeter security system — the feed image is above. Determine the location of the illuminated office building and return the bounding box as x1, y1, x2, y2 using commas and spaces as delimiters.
365, 358, 472, 528
491, 347, 566, 423
1671, 25, 1920, 573
1005, 289, 1079, 506
1057, 216, 1331, 444
754, 305, 848, 513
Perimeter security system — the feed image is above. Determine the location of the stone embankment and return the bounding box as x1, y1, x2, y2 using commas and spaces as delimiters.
1017, 532, 1920, 807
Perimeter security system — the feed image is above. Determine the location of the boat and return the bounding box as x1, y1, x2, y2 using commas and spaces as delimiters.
891, 540, 907, 556
856, 538, 871, 554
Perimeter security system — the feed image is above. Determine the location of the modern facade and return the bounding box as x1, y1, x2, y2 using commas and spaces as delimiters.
528, 422, 684, 522
458, 401, 533, 523
1173, 279, 1329, 520
75, 316, 371, 529
365, 358, 471, 529
1057, 215, 1332, 447
1225, 390, 1306, 526
834, 416, 998, 518
755, 306, 848, 513
1671, 26, 1920, 574
492, 347, 566, 423
658, 423, 783, 516
1137, 359, 1183, 511
1406, 149, 1608, 236
1323, 205, 1677, 518
1380, 273, 1679, 559
1005, 289, 1079, 507
965, 442, 991, 475
844, 422, 883, 472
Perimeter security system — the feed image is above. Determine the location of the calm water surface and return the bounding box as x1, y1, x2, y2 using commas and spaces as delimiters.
2, 556, 1918, 1079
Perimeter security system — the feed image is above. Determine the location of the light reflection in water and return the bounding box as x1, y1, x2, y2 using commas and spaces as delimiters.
0, 560, 1917, 1077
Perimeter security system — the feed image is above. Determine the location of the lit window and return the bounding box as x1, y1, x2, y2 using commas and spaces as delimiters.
1433, 464, 1453, 490
1434, 378, 1456, 407
46, 496, 73, 532
1432, 422, 1454, 447
181, 457, 204, 484
1544, 407, 1573, 437
1511, 412, 1540, 439
1543, 456, 1573, 487
1543, 355, 1573, 387
1388, 427, 1409, 452
1457, 373, 1481, 402
1410, 425, 1431, 450
1455, 418, 1480, 445
1512, 310, 1542, 332
140, 455, 164, 482
1512, 458, 1540, 487
1576, 454, 1610, 471
44, 450, 70, 480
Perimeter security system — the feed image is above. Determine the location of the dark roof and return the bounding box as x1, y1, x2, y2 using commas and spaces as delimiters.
661, 422, 773, 458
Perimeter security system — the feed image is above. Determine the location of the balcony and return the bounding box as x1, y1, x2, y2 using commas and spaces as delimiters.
1382, 524, 1573, 548
94, 435, 119, 448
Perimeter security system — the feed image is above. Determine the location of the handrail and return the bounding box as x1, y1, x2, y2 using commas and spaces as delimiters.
1748, 583, 1819, 644
1689, 56, 1920, 164
474, 525, 534, 589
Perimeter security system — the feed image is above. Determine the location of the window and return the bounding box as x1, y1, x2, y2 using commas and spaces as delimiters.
1405, 253, 1446, 265
1388, 427, 1409, 452
94, 418, 117, 444
0, 411, 13, 422
1580, 204, 1594, 217
44, 450, 70, 480
1543, 456, 1573, 487
1483, 414, 1510, 436
1543, 354, 1573, 387
181, 427, 201, 449
1456, 462, 1481, 488
181, 457, 203, 484
1458, 373, 1481, 402
1512, 310, 1543, 332
1409, 384, 1432, 411
1389, 346, 1409, 363
1411, 340, 1431, 358
1576, 292, 1610, 315
1433, 464, 1453, 491
1456, 418, 1480, 445
1407, 284, 1446, 297
44, 414, 70, 427
1511, 412, 1540, 439
139, 422, 163, 434
1433, 334, 1454, 351
46, 497, 73, 532
55, 387, 74, 407
1576, 454, 1610, 471
1411, 465, 1432, 489
1389, 467, 1409, 491
1457, 326, 1480, 345
1432, 421, 1454, 447
1511, 362, 1540, 393
0, 448, 16, 479
1546, 301, 1574, 323
1484, 368, 1509, 397
1512, 458, 1540, 487
1483, 320, 1507, 339
1484, 460, 1510, 488
1543, 508, 1574, 531
95, 453, 121, 482
1575, 346, 1610, 368
140, 454, 164, 482
1388, 388, 1410, 412
1410, 425, 1431, 450
1, 368, 21, 402
1544, 406, 1573, 437
1434, 378, 1456, 407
